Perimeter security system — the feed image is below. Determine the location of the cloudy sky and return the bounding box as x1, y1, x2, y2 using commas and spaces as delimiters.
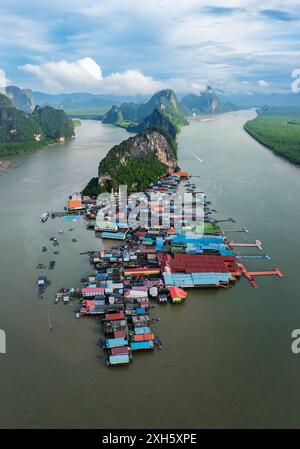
0, 0, 300, 95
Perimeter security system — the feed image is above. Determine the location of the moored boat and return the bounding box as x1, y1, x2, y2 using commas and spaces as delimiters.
40, 212, 49, 223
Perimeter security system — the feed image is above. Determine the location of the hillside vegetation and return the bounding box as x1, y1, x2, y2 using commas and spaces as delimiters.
32, 106, 74, 140
102, 89, 188, 131
244, 112, 300, 165
0, 94, 74, 156
83, 128, 177, 196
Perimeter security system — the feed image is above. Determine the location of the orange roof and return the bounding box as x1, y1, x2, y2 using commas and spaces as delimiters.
169, 287, 188, 299
174, 171, 189, 177
133, 333, 155, 342
68, 199, 83, 209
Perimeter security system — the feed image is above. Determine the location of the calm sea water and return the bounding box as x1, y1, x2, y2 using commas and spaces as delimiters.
0, 113, 299, 428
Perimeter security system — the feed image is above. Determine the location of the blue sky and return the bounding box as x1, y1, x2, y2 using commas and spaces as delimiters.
0, 0, 300, 95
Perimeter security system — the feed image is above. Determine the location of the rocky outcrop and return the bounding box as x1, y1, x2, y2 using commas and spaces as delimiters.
6, 86, 35, 113
98, 129, 176, 185
102, 105, 124, 124
0, 94, 41, 146
181, 86, 237, 115
32, 105, 74, 141
128, 108, 178, 140
0, 93, 75, 155
102, 89, 187, 129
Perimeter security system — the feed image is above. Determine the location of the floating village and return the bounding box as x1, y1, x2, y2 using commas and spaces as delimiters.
38, 172, 284, 367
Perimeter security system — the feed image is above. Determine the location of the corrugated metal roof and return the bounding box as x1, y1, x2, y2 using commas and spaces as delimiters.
130, 341, 154, 350
106, 338, 128, 348
108, 355, 130, 365
134, 327, 151, 334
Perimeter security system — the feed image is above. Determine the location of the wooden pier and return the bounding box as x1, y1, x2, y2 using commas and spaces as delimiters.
238, 263, 284, 288
229, 240, 262, 250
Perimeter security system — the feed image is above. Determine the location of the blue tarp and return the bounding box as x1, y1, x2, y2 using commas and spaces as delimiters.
105, 338, 128, 348
134, 327, 151, 334
130, 341, 154, 350
164, 272, 232, 287
101, 232, 126, 240
171, 235, 224, 244
63, 215, 81, 222
136, 308, 146, 315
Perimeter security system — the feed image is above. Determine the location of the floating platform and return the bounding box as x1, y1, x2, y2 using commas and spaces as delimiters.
101, 232, 127, 240
236, 255, 271, 260
238, 263, 284, 288
229, 240, 262, 250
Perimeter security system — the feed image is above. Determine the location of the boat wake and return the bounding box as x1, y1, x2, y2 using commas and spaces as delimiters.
191, 152, 204, 164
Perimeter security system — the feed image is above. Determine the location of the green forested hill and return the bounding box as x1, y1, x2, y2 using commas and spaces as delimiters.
244, 113, 300, 165
102, 89, 188, 131
82, 128, 177, 196
32, 105, 74, 140
0, 94, 43, 155
0, 94, 74, 156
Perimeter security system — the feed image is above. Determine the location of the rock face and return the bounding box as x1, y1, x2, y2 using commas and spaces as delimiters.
128, 108, 178, 140
181, 88, 220, 114
102, 105, 124, 124
0, 93, 75, 155
97, 129, 177, 192
6, 86, 35, 113
99, 129, 176, 180
0, 94, 41, 145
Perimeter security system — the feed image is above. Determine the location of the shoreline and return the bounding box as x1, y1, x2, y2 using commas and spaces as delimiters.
244, 122, 300, 168
0, 159, 14, 171
0, 136, 74, 162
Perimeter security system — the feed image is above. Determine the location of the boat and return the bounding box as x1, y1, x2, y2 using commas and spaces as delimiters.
154, 336, 163, 349
41, 212, 49, 223
49, 261, 56, 270
158, 294, 168, 304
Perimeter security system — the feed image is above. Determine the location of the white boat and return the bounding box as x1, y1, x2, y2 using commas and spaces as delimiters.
41, 212, 49, 223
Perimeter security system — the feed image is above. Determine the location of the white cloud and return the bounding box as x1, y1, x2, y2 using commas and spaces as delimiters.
258, 79, 269, 87
4, 0, 300, 94
18, 57, 210, 95
102, 70, 164, 95
21, 57, 102, 91
20, 58, 163, 94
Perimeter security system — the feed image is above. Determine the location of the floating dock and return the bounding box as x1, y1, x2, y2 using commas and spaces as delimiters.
238, 263, 284, 288
229, 240, 263, 250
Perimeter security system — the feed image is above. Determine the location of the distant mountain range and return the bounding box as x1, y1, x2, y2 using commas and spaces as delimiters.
31, 87, 238, 118
0, 85, 289, 117
32, 91, 147, 113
